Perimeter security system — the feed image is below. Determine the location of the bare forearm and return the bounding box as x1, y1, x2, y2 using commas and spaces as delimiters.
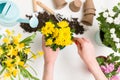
43, 64, 54, 80
86, 58, 108, 80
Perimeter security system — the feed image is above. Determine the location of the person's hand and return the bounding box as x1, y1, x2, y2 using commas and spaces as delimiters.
74, 37, 96, 63
74, 37, 108, 80
42, 36, 59, 65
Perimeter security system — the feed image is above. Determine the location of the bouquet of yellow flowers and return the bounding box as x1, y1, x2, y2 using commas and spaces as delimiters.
41, 20, 74, 51
0, 30, 39, 80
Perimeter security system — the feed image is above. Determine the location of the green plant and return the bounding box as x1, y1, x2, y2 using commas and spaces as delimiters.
40, 20, 74, 51
0, 29, 39, 80
97, 53, 120, 79
97, 3, 120, 52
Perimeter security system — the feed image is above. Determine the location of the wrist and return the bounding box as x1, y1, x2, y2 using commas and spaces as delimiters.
44, 63, 55, 67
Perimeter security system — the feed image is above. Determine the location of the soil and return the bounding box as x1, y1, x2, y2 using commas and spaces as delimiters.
20, 11, 85, 34
100, 30, 111, 47
100, 30, 104, 42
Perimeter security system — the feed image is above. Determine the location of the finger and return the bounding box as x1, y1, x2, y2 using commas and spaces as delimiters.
76, 38, 84, 46
82, 37, 90, 43
75, 41, 82, 53
73, 37, 79, 42
42, 35, 45, 47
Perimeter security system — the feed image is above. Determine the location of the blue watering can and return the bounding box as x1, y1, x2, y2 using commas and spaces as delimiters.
0, 0, 38, 28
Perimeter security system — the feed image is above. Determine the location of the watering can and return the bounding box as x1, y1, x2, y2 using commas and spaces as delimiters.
0, 0, 38, 28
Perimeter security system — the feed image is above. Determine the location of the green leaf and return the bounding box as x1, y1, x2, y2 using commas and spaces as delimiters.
10, 76, 14, 80
19, 66, 39, 80
29, 65, 37, 75
118, 3, 120, 6
113, 6, 119, 12
0, 35, 2, 39
0, 67, 6, 75
96, 57, 105, 65
20, 33, 36, 45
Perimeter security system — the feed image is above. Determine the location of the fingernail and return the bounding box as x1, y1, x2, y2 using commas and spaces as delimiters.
75, 41, 78, 45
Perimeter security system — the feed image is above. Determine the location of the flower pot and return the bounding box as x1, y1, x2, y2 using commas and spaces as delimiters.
95, 30, 104, 46
84, 0, 95, 11
69, 0, 82, 12
81, 14, 94, 26
96, 56, 107, 60
95, 30, 111, 46
52, 0, 67, 9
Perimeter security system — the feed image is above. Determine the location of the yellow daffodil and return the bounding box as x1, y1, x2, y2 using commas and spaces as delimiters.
4, 58, 13, 67
13, 34, 22, 45
37, 51, 44, 57
4, 72, 11, 79
12, 69, 18, 77
17, 43, 25, 51
0, 29, 38, 80
5, 29, 13, 36
15, 56, 21, 65
24, 48, 31, 54
0, 47, 3, 55
3, 38, 10, 44
32, 55, 37, 60
18, 61, 24, 67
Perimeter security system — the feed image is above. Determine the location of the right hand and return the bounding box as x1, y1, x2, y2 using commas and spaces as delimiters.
74, 37, 96, 63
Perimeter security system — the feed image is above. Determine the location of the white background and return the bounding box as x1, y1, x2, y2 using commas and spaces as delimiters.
0, 0, 120, 80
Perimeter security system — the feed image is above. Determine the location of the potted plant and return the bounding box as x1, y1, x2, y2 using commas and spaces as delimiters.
96, 3, 120, 52
40, 20, 74, 51
97, 53, 120, 80
0, 29, 40, 80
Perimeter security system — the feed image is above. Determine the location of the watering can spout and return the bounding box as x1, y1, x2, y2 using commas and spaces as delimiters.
17, 17, 38, 28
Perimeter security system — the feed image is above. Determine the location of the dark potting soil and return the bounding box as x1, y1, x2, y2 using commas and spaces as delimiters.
20, 11, 85, 34
100, 30, 104, 42
100, 30, 111, 47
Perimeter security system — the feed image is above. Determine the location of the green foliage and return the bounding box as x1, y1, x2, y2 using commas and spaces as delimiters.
97, 3, 120, 52
20, 33, 36, 46
96, 53, 120, 78
19, 66, 39, 80
0, 35, 2, 39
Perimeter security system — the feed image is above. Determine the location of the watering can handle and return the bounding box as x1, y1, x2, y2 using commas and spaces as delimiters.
17, 18, 29, 23
2, 1, 11, 16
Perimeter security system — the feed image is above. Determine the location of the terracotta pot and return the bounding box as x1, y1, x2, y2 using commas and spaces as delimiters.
84, 0, 95, 11
53, 0, 67, 9
69, 0, 82, 12
84, 8, 96, 15
81, 14, 94, 26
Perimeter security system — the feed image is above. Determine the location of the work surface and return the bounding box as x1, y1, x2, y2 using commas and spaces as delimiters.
0, 0, 119, 80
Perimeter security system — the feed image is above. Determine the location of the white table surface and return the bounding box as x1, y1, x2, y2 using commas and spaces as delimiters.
0, 0, 120, 80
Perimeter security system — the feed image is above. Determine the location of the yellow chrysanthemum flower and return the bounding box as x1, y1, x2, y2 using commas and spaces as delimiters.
41, 22, 55, 36
45, 39, 53, 46
52, 28, 59, 38
57, 21, 69, 28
